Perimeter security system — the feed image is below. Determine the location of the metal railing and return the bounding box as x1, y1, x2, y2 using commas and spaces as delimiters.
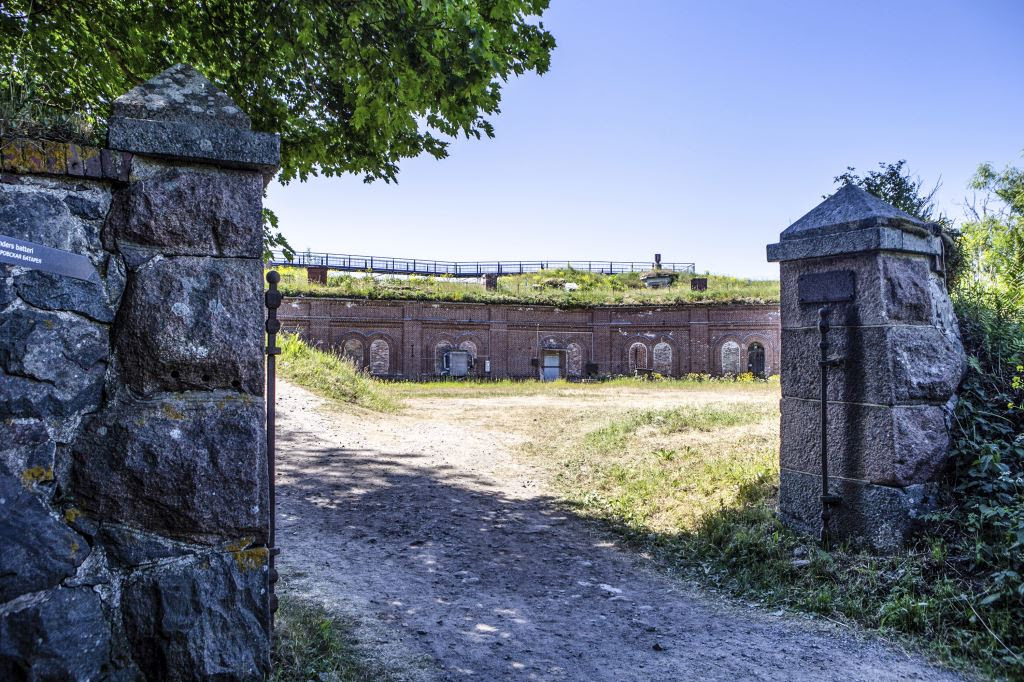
268, 251, 696, 277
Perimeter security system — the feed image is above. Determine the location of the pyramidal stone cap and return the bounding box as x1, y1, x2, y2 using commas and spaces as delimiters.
767, 184, 943, 264
111, 63, 252, 129
108, 64, 279, 174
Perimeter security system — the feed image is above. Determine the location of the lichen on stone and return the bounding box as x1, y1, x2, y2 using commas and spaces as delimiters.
161, 403, 185, 420
224, 536, 255, 553
230, 546, 268, 573
20, 465, 54, 487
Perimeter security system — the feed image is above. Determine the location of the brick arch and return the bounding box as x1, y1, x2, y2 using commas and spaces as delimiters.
712, 335, 744, 375
455, 333, 486, 375
365, 332, 398, 376
741, 334, 775, 376
334, 331, 369, 370
432, 338, 455, 375
539, 335, 569, 350
652, 341, 673, 376
454, 332, 486, 358
627, 341, 649, 374
641, 332, 678, 376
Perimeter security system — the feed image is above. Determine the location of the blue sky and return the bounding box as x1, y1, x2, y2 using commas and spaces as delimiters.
266, 0, 1024, 279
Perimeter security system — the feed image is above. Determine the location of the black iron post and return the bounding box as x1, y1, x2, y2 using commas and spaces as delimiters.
265, 271, 283, 622
817, 306, 843, 547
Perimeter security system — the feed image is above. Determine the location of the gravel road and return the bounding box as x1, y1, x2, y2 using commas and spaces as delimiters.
275, 379, 965, 681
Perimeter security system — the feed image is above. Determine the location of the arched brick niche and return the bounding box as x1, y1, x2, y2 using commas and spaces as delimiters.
712, 332, 776, 376
740, 334, 775, 376
652, 341, 673, 375
366, 333, 398, 375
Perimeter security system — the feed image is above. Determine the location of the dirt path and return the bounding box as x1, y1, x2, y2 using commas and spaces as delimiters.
275, 379, 965, 681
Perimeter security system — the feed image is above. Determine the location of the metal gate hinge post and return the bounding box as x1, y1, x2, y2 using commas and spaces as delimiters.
816, 306, 844, 549
264, 270, 282, 631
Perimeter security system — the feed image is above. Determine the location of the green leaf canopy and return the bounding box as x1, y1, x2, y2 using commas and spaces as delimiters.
0, 1, 555, 183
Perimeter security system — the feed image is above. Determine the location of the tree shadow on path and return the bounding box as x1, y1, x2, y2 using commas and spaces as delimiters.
273, 414, 966, 682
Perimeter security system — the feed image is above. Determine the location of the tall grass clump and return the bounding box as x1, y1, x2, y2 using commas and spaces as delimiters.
278, 333, 400, 413
0, 82, 97, 143
273, 597, 388, 682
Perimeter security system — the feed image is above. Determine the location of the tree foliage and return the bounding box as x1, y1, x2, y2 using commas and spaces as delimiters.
0, 1, 555, 184
959, 160, 1024, 305
834, 160, 965, 282
833, 159, 945, 224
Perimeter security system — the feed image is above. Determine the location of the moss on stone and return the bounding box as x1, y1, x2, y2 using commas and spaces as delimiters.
224, 536, 255, 553
20, 465, 54, 487
231, 546, 268, 573
161, 402, 185, 420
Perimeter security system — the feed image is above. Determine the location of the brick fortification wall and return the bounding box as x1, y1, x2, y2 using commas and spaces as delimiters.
1, 65, 276, 679
278, 297, 781, 379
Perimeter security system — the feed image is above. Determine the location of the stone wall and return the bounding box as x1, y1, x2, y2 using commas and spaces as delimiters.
277, 297, 781, 379
1, 65, 276, 679
768, 185, 965, 551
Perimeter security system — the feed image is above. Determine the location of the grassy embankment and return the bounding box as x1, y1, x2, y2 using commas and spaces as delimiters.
277, 333, 400, 412
271, 265, 779, 306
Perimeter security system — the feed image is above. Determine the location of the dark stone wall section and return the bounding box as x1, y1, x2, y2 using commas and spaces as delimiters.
0, 64, 276, 678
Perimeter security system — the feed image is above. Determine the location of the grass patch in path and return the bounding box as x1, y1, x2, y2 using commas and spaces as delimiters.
581, 402, 776, 455
273, 597, 390, 682
278, 334, 400, 412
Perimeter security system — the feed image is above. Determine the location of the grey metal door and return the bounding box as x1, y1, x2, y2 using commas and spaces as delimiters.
541, 352, 561, 381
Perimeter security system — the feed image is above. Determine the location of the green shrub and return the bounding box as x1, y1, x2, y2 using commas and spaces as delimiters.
934, 293, 1024, 670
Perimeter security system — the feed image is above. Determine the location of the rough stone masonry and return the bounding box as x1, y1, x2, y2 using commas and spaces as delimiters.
768, 184, 966, 551
0, 64, 277, 679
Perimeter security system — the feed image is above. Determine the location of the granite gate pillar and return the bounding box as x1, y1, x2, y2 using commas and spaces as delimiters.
0, 64, 278, 678
767, 185, 965, 551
